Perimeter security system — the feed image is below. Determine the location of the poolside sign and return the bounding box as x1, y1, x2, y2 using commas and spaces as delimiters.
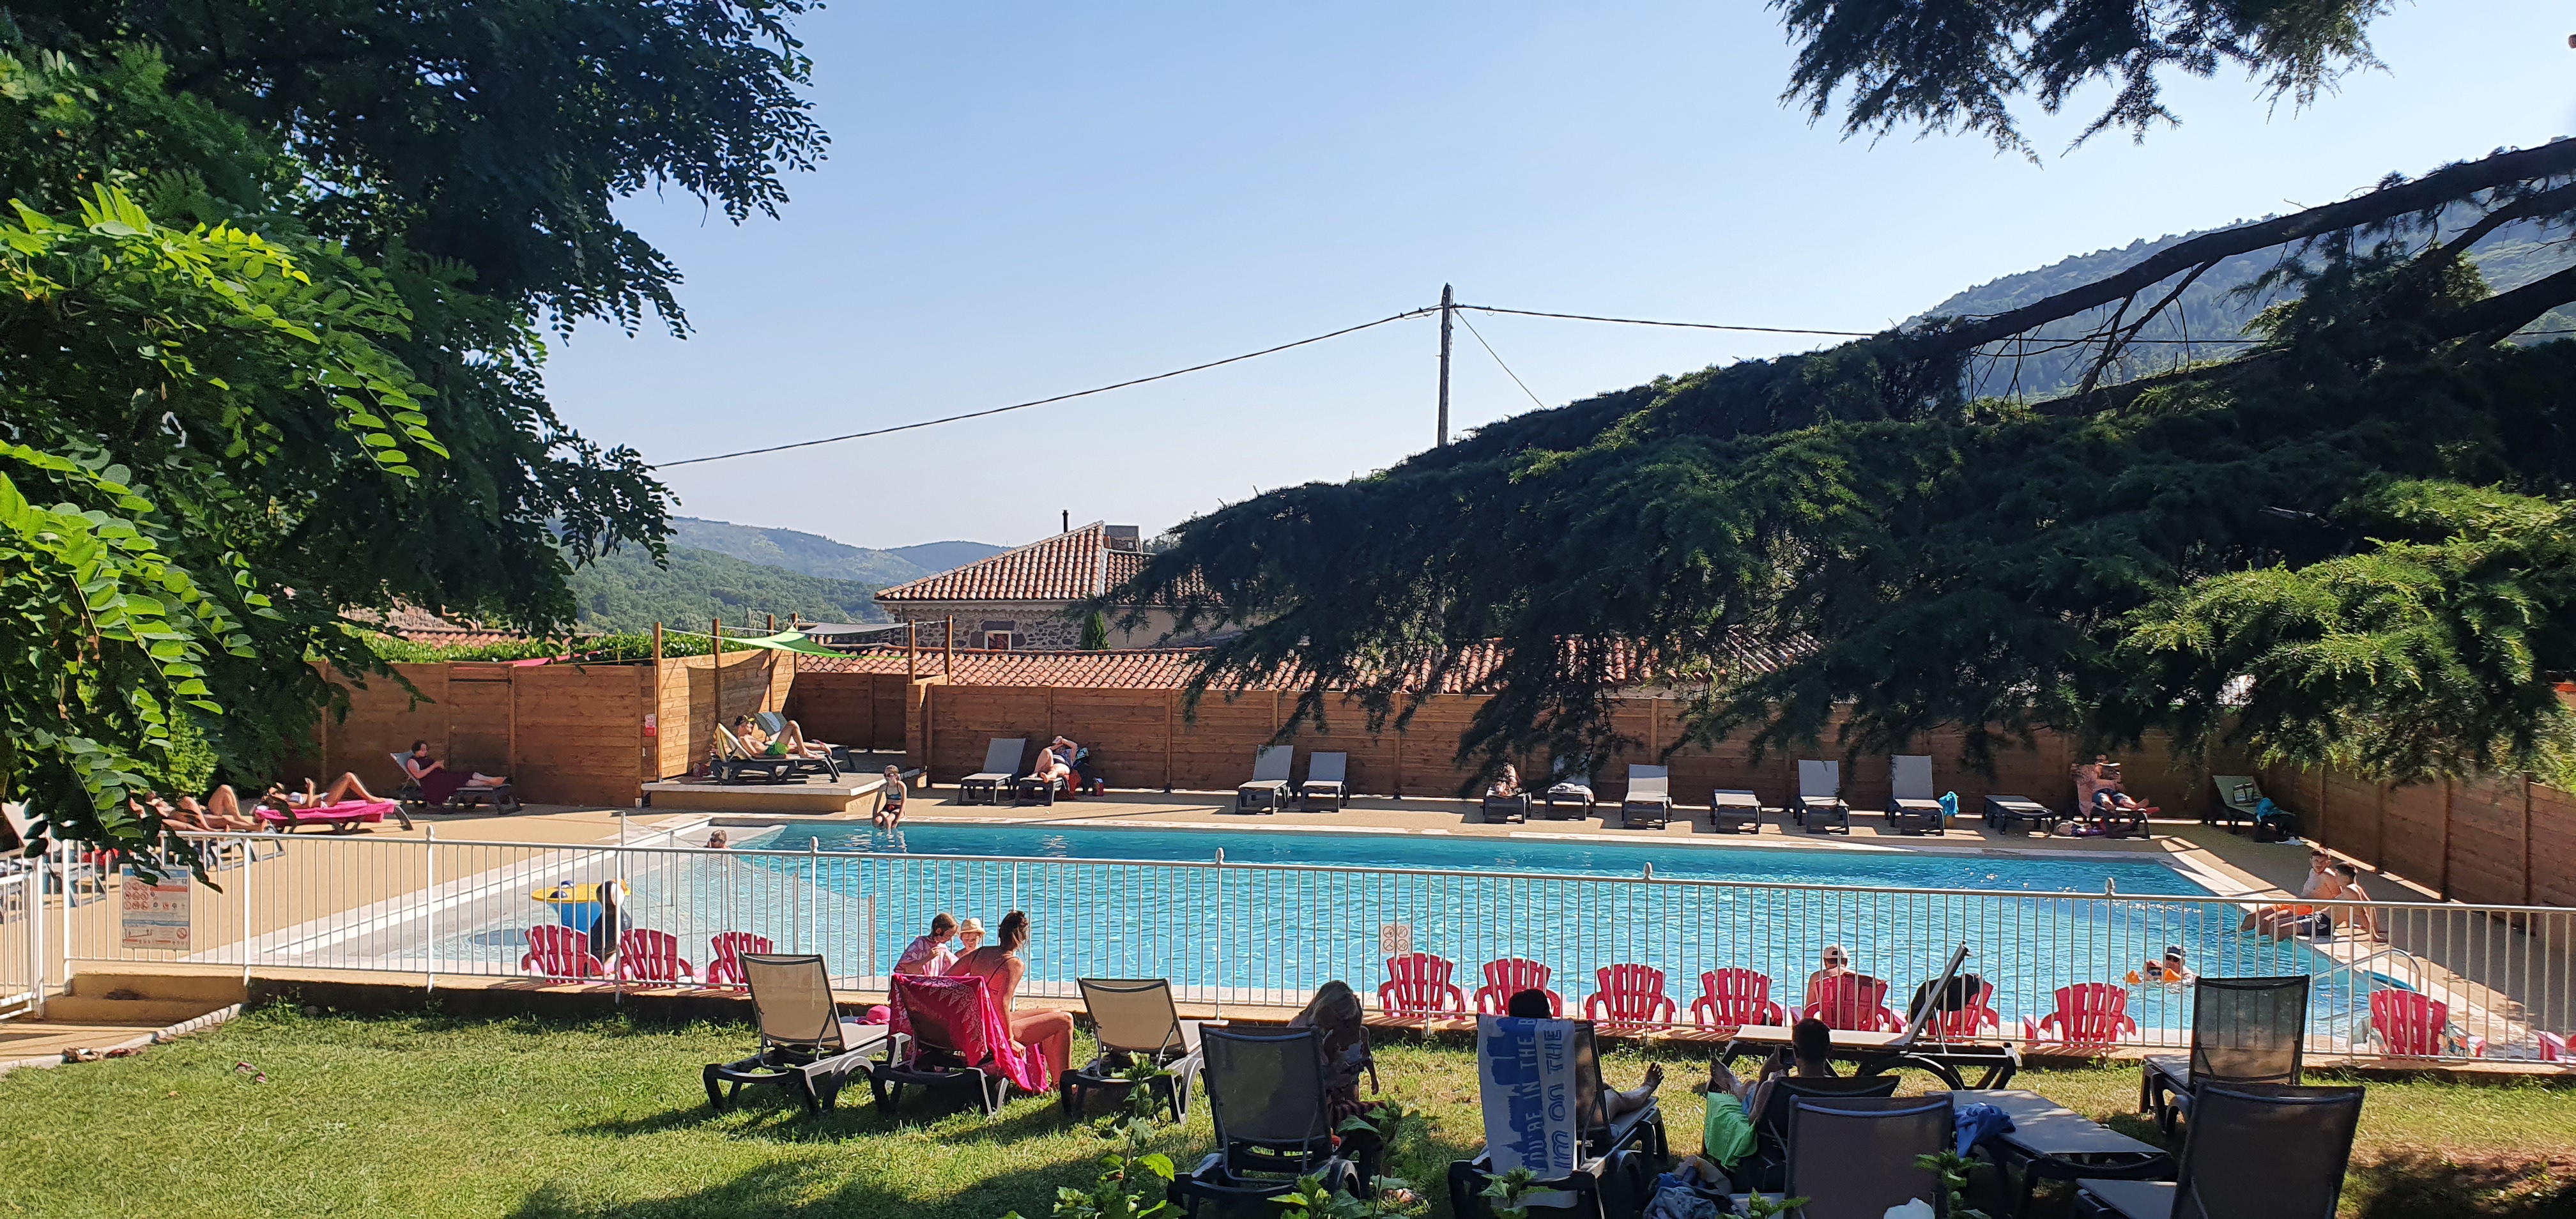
120, 873, 192, 950
1477, 1015, 1579, 1182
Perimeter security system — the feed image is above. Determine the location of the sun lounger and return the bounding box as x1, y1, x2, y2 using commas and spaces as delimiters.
1734, 1094, 1952, 1218
1480, 791, 1531, 823
1298, 752, 1349, 812
1984, 793, 2058, 834
1708, 788, 1761, 834
756, 712, 851, 769
1170, 1028, 1358, 1218
2076, 1083, 2363, 1219
2209, 774, 2262, 833
1062, 977, 1220, 1121
1542, 758, 1597, 820
1940, 1087, 2172, 1219
1886, 754, 1946, 834
1735, 1074, 1904, 1194
1233, 746, 1293, 814
1795, 760, 1848, 834
711, 725, 807, 785
703, 952, 889, 1114
2141, 974, 2307, 1136
388, 751, 519, 813
870, 972, 1050, 1117
954, 738, 1027, 805
257, 799, 410, 834
1447, 1016, 1666, 1219
1473, 958, 1562, 1015
1618, 765, 1671, 829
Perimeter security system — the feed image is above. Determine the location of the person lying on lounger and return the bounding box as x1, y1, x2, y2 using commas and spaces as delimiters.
261, 772, 385, 812
1484, 763, 1521, 799
172, 786, 261, 831
1505, 988, 1663, 1118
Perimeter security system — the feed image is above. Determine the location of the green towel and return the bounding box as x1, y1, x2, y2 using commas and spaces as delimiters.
1702, 1094, 1755, 1169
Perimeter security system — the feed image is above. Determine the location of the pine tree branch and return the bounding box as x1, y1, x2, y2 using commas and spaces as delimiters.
1922, 140, 2576, 355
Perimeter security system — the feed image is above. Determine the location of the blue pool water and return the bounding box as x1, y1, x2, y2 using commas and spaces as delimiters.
702, 822, 2356, 1039
758, 822, 2215, 896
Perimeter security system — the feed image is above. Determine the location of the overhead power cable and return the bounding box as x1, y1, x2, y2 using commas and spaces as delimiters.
1459, 303, 1878, 337
656, 305, 1438, 468
1453, 309, 1548, 410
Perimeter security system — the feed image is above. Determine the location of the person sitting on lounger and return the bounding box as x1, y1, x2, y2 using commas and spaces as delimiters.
1026, 739, 1076, 796
403, 740, 508, 805
894, 912, 957, 976
1485, 763, 1521, 799
1705, 1016, 1837, 1120
949, 910, 1075, 1078
1505, 988, 1663, 1119
875, 766, 908, 829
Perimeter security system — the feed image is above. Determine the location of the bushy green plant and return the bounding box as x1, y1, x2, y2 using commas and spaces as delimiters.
1006, 1061, 1176, 1219
1915, 1149, 1991, 1219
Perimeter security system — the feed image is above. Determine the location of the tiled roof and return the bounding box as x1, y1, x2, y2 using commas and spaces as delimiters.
799, 635, 1802, 692
875, 523, 1117, 603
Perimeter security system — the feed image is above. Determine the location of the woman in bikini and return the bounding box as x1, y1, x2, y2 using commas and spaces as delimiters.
402, 740, 508, 805
947, 910, 1074, 1078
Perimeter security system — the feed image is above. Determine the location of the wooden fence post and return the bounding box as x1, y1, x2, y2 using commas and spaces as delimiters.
1164, 688, 1176, 793
2439, 778, 2455, 900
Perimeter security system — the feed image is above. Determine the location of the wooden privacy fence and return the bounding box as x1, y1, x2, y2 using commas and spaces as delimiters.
312, 652, 796, 806
2257, 765, 2576, 907
780, 671, 908, 753
893, 682, 2216, 815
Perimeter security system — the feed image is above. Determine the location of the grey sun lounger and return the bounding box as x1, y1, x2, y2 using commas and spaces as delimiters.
1710, 788, 1761, 834
1796, 760, 1848, 834
1542, 758, 1597, 820
1735, 1094, 1952, 1217
1448, 1019, 1668, 1219
1062, 977, 1223, 1121
1298, 752, 1349, 812
1170, 1028, 1357, 1217
2076, 1082, 2363, 1219
1887, 754, 1946, 834
1234, 746, 1294, 814
1984, 793, 2058, 834
954, 738, 1026, 805
703, 953, 889, 1114
2141, 975, 2308, 1137
1620, 764, 1671, 829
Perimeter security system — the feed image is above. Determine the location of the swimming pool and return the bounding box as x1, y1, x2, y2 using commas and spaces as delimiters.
682, 822, 2349, 1039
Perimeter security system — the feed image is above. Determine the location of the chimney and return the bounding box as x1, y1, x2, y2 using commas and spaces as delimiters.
1105, 525, 1141, 552
1062, 509, 1070, 533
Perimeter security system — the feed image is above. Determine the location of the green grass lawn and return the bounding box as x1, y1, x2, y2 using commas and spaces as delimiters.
1, 1007, 2572, 1218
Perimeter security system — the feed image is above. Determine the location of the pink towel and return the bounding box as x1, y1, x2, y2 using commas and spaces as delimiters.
888, 974, 1050, 1094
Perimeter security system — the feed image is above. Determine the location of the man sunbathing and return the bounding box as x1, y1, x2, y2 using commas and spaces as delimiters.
1504, 989, 1662, 1119
1705, 1016, 1838, 1121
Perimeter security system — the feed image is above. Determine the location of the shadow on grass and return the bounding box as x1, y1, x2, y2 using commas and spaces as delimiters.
2346, 1152, 2576, 1219
575, 1080, 1108, 1147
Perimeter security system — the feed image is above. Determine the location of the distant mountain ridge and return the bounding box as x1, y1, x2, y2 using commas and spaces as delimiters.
566, 544, 894, 632
1924, 208, 2576, 401
666, 517, 1003, 585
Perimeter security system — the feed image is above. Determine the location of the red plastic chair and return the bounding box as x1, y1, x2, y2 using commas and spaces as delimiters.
1690, 967, 1788, 1034
1583, 963, 1676, 1029
1379, 952, 1468, 1016
613, 928, 695, 983
1802, 973, 1903, 1032
2368, 989, 2482, 1057
2021, 983, 2136, 1048
704, 931, 774, 989
520, 924, 606, 980
1926, 980, 2002, 1040
1475, 958, 1562, 1015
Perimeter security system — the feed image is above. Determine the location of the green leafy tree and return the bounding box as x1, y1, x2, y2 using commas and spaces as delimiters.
0, 3, 822, 853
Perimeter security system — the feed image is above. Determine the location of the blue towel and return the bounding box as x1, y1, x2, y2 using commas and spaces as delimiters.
1955, 1102, 2016, 1158
1938, 792, 1959, 825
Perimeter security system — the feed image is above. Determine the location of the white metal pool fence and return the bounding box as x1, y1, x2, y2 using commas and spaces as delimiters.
12, 831, 2572, 1064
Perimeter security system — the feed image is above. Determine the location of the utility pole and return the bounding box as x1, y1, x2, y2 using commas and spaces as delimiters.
1437, 283, 1453, 447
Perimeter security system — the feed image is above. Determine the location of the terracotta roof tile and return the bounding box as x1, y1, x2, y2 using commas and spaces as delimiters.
799, 636, 1802, 692
875, 523, 1115, 602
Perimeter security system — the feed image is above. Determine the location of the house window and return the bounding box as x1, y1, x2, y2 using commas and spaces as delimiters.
981, 620, 1018, 651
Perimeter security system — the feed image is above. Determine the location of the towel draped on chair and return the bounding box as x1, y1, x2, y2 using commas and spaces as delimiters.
887, 974, 1052, 1094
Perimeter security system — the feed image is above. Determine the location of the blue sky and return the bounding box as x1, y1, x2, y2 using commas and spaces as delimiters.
541, 2, 2574, 551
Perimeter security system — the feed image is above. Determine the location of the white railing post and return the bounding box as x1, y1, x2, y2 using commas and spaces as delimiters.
807, 837, 818, 956
424, 827, 436, 993
242, 832, 255, 988
1213, 848, 1224, 1018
